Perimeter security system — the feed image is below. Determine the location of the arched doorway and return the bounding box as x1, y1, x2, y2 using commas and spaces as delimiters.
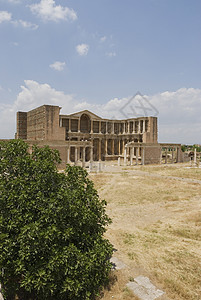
80, 114, 91, 133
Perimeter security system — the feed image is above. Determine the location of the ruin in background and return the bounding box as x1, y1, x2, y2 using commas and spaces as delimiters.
16, 105, 183, 169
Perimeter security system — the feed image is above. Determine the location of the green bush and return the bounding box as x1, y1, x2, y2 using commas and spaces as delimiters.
0, 140, 113, 300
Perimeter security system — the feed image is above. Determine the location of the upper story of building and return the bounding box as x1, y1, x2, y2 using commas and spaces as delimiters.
16, 105, 158, 143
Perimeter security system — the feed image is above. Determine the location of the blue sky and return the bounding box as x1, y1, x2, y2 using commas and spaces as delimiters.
0, 0, 201, 143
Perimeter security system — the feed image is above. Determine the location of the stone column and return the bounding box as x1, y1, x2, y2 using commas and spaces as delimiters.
112, 139, 114, 156
90, 146, 93, 162
123, 122, 126, 134
141, 147, 145, 165
124, 147, 127, 166
138, 121, 140, 133
105, 139, 108, 156
130, 147, 134, 165
128, 122, 130, 134
99, 121, 101, 134
78, 118, 80, 132
99, 139, 102, 161
59, 118, 62, 127
143, 120, 145, 133
194, 148, 197, 165
90, 120, 93, 134
133, 121, 135, 133
82, 147, 86, 167
136, 147, 139, 165
122, 139, 125, 154
112, 122, 114, 134
77, 138, 80, 162
67, 147, 70, 164
69, 119, 71, 132
160, 147, 163, 164
74, 147, 78, 165
165, 148, 168, 164
106, 122, 108, 134
172, 147, 174, 163
176, 147, 179, 163
118, 139, 121, 155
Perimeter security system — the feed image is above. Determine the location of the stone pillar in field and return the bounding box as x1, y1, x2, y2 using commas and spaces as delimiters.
176, 147, 179, 163
124, 147, 127, 166
130, 147, 134, 165
160, 147, 163, 164
172, 147, 174, 163
118, 139, 121, 155
136, 147, 139, 165
141, 147, 145, 165
194, 148, 197, 165
165, 148, 168, 164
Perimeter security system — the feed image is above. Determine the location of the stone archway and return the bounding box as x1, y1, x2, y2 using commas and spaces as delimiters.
80, 114, 91, 133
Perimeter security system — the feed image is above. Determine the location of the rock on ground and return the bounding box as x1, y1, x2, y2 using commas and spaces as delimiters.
127, 275, 164, 300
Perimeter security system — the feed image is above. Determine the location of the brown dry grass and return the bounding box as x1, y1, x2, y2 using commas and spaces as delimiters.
138, 164, 201, 180
90, 163, 201, 300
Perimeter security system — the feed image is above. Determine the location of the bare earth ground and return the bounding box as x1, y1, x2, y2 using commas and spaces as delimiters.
89, 163, 201, 300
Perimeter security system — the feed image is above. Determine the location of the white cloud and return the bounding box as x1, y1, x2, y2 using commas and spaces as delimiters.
0, 10, 38, 30
100, 36, 107, 43
18, 19, 38, 30
29, 0, 77, 22
106, 52, 116, 57
15, 80, 74, 110
0, 11, 12, 23
49, 61, 66, 71
12, 19, 38, 30
0, 82, 201, 144
7, 0, 21, 3
76, 44, 89, 56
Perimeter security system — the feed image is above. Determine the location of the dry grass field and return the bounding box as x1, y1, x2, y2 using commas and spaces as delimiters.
89, 163, 201, 300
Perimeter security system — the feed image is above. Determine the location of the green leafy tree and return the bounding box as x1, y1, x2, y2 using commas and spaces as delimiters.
181, 145, 186, 152
0, 140, 113, 300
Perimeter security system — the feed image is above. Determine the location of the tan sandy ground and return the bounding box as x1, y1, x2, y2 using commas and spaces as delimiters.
89, 162, 201, 300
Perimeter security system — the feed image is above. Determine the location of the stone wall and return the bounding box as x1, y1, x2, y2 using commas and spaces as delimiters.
144, 145, 161, 164
26, 105, 65, 141
16, 111, 27, 139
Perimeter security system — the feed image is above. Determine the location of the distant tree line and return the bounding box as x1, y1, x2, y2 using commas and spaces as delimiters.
181, 144, 201, 152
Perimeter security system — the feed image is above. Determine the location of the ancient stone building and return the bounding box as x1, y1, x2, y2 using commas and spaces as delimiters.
16, 105, 183, 168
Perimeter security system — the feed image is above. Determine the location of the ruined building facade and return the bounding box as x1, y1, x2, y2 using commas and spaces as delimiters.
16, 105, 183, 168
